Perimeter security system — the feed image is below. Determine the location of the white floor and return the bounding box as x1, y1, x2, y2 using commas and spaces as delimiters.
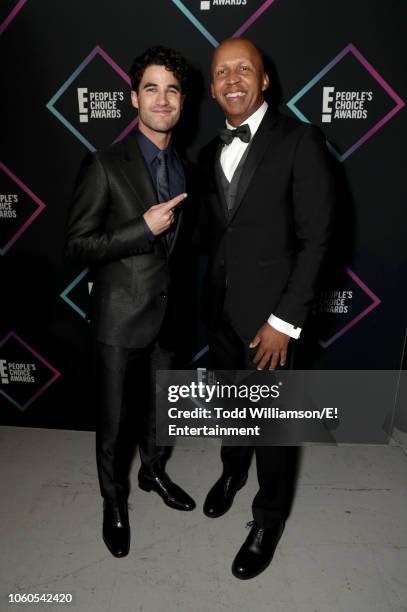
0, 426, 406, 612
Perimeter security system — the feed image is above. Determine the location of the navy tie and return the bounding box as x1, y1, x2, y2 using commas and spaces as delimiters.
156, 150, 174, 247
156, 150, 170, 202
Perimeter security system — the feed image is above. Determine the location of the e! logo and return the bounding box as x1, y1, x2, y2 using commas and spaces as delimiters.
0, 359, 9, 384
77, 88, 89, 123
322, 86, 335, 123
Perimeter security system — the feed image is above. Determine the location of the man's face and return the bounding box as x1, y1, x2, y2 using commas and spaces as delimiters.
131, 64, 184, 136
211, 39, 269, 126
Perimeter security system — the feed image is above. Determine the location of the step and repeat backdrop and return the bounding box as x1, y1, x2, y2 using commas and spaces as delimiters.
1, 0, 406, 430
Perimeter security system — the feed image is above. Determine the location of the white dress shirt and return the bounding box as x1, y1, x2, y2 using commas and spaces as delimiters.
220, 100, 301, 339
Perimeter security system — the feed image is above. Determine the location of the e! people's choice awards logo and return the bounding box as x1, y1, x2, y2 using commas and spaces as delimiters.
313, 268, 381, 348
0, 333, 60, 411
77, 88, 124, 123
170, 0, 277, 46
0, 162, 46, 255
47, 46, 138, 152
321, 88, 372, 123
287, 44, 405, 161
200, 0, 247, 9
0, 194, 17, 219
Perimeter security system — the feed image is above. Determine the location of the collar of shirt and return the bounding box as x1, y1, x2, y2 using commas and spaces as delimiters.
225, 100, 268, 139
134, 128, 174, 167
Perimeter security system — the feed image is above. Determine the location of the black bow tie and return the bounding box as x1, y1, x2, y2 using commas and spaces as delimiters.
219, 123, 251, 145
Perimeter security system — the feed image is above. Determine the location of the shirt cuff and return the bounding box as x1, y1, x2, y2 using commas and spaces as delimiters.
142, 217, 156, 242
267, 314, 301, 339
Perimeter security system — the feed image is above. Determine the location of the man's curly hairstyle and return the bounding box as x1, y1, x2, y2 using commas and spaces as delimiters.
129, 46, 189, 93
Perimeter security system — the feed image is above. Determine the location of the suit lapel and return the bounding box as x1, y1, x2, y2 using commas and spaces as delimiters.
228, 110, 278, 223
119, 133, 171, 255
119, 133, 157, 213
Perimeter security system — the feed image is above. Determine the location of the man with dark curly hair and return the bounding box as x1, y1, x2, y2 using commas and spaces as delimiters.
65, 46, 196, 558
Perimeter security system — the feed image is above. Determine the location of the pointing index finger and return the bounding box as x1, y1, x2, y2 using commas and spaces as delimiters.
163, 193, 187, 210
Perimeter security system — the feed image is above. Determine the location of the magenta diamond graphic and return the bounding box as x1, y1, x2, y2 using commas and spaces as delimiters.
319, 267, 381, 348
0, 162, 46, 255
46, 46, 137, 152
0, 332, 61, 411
287, 43, 405, 161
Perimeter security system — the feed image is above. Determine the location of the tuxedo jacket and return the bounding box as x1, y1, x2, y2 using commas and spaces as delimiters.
65, 132, 192, 349
198, 110, 335, 341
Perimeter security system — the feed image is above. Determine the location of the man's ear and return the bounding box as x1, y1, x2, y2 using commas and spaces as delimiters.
131, 90, 139, 109
210, 83, 215, 99
262, 73, 270, 92
180, 94, 186, 109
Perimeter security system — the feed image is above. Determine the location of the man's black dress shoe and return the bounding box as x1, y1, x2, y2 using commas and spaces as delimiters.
232, 520, 285, 580
102, 499, 130, 558
203, 473, 248, 518
138, 469, 196, 511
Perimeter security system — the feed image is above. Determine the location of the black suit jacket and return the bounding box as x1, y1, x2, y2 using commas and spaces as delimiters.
65, 132, 191, 348
198, 110, 335, 341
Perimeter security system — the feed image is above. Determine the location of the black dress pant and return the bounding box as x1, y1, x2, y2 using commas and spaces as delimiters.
94, 333, 174, 502
208, 315, 298, 527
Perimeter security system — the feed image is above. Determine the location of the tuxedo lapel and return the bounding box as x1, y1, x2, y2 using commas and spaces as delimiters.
228, 110, 278, 223
214, 142, 229, 223
168, 149, 186, 254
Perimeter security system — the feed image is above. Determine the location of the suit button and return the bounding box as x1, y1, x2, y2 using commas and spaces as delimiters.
227, 227, 233, 233
159, 292, 167, 299
220, 259, 225, 266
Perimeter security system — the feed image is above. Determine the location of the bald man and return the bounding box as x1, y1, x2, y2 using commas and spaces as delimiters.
198, 38, 334, 579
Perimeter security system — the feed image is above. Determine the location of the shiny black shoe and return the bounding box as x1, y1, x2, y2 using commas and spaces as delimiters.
138, 469, 196, 511
232, 520, 285, 580
203, 472, 248, 518
102, 500, 130, 558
